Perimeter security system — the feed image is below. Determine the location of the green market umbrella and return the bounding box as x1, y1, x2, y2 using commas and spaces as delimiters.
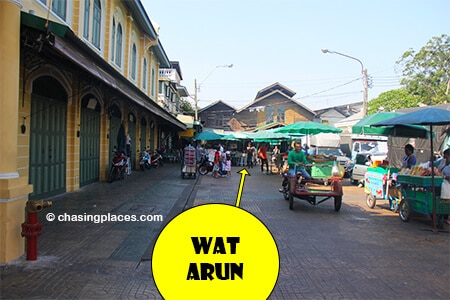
274, 122, 342, 135
220, 132, 251, 141
247, 128, 291, 142
352, 112, 429, 138
192, 131, 224, 141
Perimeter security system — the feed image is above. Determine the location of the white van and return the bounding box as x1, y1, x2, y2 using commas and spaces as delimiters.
351, 135, 388, 161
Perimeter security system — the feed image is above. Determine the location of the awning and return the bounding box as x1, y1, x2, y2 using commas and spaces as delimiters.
21, 11, 68, 37
178, 128, 195, 137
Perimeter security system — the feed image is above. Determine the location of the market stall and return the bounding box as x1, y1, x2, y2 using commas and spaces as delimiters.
397, 172, 450, 227
373, 107, 450, 231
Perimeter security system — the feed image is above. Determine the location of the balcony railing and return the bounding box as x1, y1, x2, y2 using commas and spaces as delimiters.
158, 69, 180, 83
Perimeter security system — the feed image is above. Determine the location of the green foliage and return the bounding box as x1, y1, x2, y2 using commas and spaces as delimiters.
398, 34, 450, 104
179, 98, 194, 115
368, 34, 450, 112
367, 88, 418, 114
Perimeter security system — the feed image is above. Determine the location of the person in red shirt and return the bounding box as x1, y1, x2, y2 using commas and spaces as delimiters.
258, 143, 269, 174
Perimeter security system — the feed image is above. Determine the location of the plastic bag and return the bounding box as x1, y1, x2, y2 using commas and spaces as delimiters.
332, 161, 344, 178
440, 179, 450, 201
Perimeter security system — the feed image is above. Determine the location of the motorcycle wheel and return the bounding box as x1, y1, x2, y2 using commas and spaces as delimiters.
140, 163, 145, 171
198, 165, 208, 175
107, 167, 119, 183
153, 160, 160, 168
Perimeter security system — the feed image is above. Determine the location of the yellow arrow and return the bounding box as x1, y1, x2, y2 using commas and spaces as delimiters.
235, 168, 250, 207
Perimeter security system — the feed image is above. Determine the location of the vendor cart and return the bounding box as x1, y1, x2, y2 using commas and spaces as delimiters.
280, 173, 343, 211
364, 167, 401, 211
181, 145, 197, 179
397, 175, 450, 227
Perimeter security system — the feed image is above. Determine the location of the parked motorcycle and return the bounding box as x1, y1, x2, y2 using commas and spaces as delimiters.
198, 154, 213, 175
151, 151, 164, 168
107, 149, 128, 183
139, 150, 151, 171
139, 149, 163, 171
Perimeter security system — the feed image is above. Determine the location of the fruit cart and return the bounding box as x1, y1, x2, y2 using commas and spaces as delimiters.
397, 174, 450, 227
364, 166, 400, 211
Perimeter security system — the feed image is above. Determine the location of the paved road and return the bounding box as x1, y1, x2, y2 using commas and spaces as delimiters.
1, 163, 449, 299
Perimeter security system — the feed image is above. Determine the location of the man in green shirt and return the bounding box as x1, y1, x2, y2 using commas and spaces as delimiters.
288, 141, 311, 179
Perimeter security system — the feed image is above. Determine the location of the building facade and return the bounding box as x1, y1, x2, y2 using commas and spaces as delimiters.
0, 0, 186, 263
232, 82, 316, 131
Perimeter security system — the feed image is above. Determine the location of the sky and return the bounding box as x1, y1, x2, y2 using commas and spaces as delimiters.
142, 0, 449, 111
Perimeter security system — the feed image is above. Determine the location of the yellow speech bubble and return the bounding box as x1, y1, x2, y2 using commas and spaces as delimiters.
152, 203, 279, 300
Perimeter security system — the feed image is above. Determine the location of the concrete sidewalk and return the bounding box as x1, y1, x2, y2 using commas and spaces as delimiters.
1, 163, 194, 299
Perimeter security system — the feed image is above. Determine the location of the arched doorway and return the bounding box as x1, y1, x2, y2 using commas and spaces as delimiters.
108, 104, 122, 164
80, 95, 101, 186
140, 117, 147, 152
128, 112, 137, 169
29, 76, 67, 199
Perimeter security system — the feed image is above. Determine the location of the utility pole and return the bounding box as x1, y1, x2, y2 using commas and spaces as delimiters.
194, 79, 198, 121
193, 64, 233, 122
322, 49, 368, 117
362, 68, 368, 116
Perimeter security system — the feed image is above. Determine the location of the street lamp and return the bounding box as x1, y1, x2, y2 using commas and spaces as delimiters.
321, 48, 368, 117
194, 64, 233, 121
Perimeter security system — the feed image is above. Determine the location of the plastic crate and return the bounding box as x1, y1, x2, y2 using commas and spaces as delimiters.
403, 189, 450, 214
397, 175, 443, 186
311, 161, 333, 179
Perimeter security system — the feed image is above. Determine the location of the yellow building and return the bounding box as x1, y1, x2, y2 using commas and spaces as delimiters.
0, 0, 186, 263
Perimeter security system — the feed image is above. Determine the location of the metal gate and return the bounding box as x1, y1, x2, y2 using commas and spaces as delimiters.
80, 98, 100, 186
29, 95, 67, 199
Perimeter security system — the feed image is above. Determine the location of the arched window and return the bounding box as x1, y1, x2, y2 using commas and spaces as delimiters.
40, 0, 67, 21
131, 44, 137, 80
142, 58, 148, 90
83, 0, 90, 39
111, 18, 115, 61
92, 0, 101, 48
83, 0, 102, 49
115, 23, 123, 67
52, 0, 67, 20
151, 68, 155, 97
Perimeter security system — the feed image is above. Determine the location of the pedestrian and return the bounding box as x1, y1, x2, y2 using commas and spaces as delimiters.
225, 151, 232, 177
213, 146, 220, 178
402, 144, 417, 169
246, 142, 254, 168
258, 143, 269, 174
302, 143, 309, 154
438, 148, 450, 225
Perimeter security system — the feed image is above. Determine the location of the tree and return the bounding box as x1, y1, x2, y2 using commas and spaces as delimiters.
396, 34, 450, 105
179, 98, 194, 115
368, 34, 450, 112
367, 88, 418, 114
